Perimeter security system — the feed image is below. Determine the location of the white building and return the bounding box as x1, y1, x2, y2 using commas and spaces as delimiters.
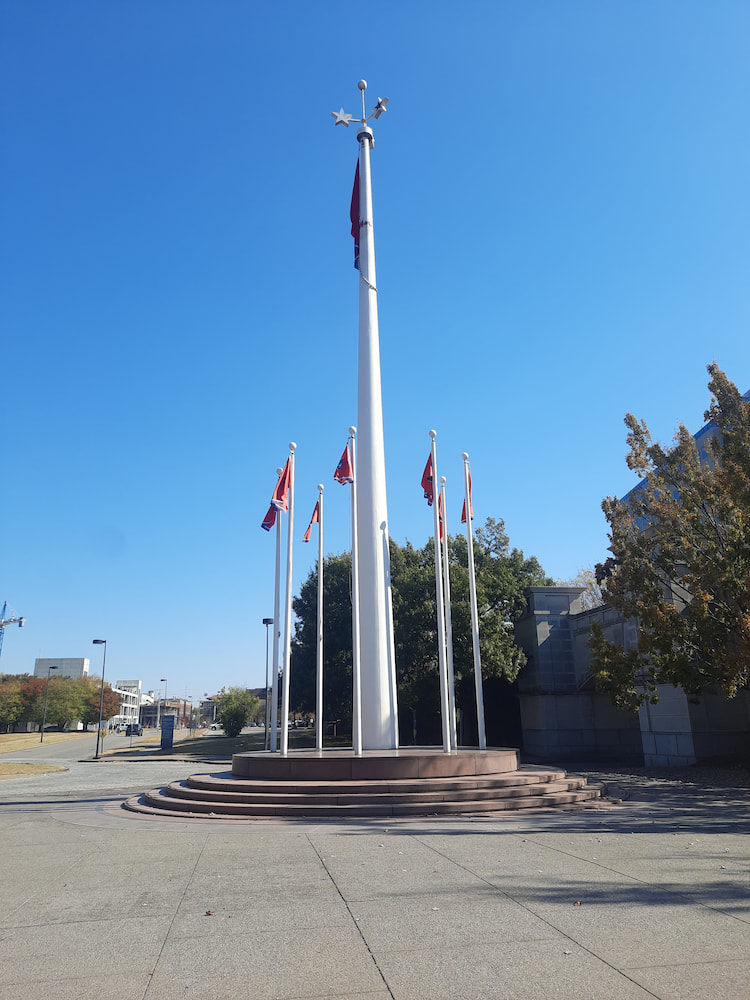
112, 679, 142, 727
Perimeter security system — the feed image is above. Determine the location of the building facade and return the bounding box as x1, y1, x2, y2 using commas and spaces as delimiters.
514, 587, 750, 765
34, 657, 90, 679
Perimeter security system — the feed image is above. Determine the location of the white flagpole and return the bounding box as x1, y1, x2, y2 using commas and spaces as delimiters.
342, 83, 397, 750
270, 470, 283, 753
462, 453, 486, 749
429, 431, 451, 754
350, 427, 363, 756
280, 442, 296, 756
440, 477, 457, 749
315, 484, 324, 752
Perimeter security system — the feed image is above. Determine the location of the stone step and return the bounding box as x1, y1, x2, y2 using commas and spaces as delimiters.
183, 766, 569, 798
129, 777, 602, 819
165, 776, 587, 807
122, 752, 604, 821
128, 783, 602, 819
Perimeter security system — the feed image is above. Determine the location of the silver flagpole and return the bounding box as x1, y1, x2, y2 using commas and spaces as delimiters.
429, 431, 451, 753
462, 453, 486, 749
280, 443, 296, 756
270, 469, 283, 753
440, 477, 457, 749
315, 484, 324, 752
332, 82, 397, 749
350, 427, 363, 756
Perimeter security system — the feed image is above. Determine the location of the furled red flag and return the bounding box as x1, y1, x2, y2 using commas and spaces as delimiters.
461, 470, 473, 523
350, 161, 360, 270
261, 503, 277, 532
438, 492, 445, 540
421, 454, 434, 506
334, 443, 354, 485
271, 458, 291, 511
302, 500, 320, 542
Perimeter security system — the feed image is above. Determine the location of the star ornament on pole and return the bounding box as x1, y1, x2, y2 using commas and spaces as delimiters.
330, 80, 389, 127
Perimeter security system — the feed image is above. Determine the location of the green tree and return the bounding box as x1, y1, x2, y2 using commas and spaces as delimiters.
0, 676, 23, 730
290, 553, 356, 731
290, 518, 552, 743
78, 676, 120, 727
39, 676, 86, 729
214, 687, 259, 738
592, 364, 750, 709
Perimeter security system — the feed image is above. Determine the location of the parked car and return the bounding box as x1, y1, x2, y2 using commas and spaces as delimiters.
125, 724, 143, 736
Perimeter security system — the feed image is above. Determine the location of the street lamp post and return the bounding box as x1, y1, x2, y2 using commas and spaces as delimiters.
92, 640, 107, 759
263, 618, 273, 750
40, 665, 58, 742
160, 678, 167, 727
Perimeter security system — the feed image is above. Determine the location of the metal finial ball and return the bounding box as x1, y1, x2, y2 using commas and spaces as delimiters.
349, 425, 357, 436
462, 452, 469, 460
357, 80, 367, 91
440, 476, 446, 484
289, 442, 297, 451
317, 484, 324, 492
429, 429, 437, 439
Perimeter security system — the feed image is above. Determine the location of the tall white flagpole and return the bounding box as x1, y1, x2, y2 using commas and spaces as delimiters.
315, 484, 324, 752
333, 81, 398, 750
280, 442, 296, 756
270, 470, 283, 753
349, 428, 363, 756
429, 431, 452, 753
440, 477, 458, 749
462, 453, 486, 749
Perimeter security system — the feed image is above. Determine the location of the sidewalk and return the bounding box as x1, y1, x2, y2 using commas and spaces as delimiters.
0, 759, 748, 999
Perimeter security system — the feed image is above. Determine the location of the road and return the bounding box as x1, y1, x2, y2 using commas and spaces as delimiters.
0, 731, 215, 804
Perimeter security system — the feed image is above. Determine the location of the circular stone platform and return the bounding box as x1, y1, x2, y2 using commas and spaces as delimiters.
124, 748, 604, 819
231, 747, 520, 781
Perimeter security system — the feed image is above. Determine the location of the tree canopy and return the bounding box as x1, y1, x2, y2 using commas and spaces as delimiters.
290, 517, 552, 743
214, 686, 259, 738
0, 673, 120, 730
592, 364, 750, 708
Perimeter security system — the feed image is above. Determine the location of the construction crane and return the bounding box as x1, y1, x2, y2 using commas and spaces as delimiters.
0, 602, 26, 660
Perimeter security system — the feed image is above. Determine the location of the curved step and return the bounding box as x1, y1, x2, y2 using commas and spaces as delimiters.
122, 751, 603, 820
124, 775, 603, 819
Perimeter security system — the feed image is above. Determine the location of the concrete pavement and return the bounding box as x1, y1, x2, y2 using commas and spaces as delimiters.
0, 751, 747, 1000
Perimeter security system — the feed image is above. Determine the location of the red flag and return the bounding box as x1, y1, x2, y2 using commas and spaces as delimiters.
334, 444, 354, 485
350, 161, 360, 270
261, 504, 277, 532
461, 470, 473, 523
302, 500, 320, 542
438, 492, 445, 540
421, 454, 434, 506
271, 458, 291, 511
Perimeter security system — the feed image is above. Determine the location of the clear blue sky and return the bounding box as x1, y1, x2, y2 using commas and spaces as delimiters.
2, 1, 748, 701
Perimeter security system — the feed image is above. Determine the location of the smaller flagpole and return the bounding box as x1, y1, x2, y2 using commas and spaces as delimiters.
270, 469, 284, 752
280, 443, 296, 756
429, 431, 452, 754
349, 427, 363, 757
315, 484, 324, 753
440, 477, 457, 749
462, 453, 486, 749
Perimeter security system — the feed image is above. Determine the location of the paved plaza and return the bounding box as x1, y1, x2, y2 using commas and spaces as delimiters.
0, 739, 748, 999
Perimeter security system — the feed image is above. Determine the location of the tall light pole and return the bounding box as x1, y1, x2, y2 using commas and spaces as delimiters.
263, 618, 273, 750
160, 677, 167, 726
40, 664, 58, 742
92, 640, 107, 759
